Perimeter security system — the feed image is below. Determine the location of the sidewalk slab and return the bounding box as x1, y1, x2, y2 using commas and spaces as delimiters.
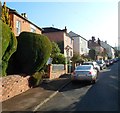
2, 74, 71, 111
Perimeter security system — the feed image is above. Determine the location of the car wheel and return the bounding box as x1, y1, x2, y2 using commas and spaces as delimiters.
91, 79, 96, 84
71, 80, 76, 84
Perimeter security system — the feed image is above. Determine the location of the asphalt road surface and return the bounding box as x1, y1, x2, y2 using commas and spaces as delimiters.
36, 61, 119, 112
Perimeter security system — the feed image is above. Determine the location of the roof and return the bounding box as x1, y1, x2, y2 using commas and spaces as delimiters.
42, 27, 66, 33
7, 7, 43, 31
100, 41, 115, 50
42, 27, 73, 40
68, 31, 88, 41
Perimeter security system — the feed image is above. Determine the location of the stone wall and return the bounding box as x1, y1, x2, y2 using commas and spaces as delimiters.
1, 75, 31, 102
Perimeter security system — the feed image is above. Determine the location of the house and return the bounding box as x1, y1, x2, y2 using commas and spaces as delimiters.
42, 27, 73, 60
68, 31, 89, 56
88, 37, 107, 60
6, 4, 42, 36
100, 41, 115, 59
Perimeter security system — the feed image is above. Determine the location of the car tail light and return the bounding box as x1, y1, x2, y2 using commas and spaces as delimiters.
89, 71, 92, 74
73, 71, 76, 75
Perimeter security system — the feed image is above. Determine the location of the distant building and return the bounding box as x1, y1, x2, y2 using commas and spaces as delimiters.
6, 6, 42, 36
88, 37, 106, 60
100, 41, 115, 59
42, 27, 73, 59
68, 31, 89, 56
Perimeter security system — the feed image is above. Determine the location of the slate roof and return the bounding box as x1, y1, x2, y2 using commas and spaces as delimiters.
69, 31, 88, 41
42, 27, 66, 33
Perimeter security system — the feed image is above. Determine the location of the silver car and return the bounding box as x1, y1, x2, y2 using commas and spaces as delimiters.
71, 65, 98, 84
83, 61, 100, 72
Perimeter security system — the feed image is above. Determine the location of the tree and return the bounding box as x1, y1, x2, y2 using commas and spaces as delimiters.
0, 20, 17, 76
1, 2, 11, 28
12, 32, 52, 74
89, 49, 96, 60
51, 41, 65, 64
51, 41, 60, 58
71, 53, 81, 63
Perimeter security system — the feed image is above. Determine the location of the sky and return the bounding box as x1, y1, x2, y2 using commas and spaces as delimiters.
2, 1, 119, 47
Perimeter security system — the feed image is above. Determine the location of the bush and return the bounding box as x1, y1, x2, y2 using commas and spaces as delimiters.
32, 71, 45, 87
14, 32, 52, 74
52, 53, 66, 64
0, 20, 17, 76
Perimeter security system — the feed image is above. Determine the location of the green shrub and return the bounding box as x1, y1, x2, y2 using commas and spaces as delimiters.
0, 20, 17, 76
32, 71, 45, 87
14, 32, 52, 74
52, 53, 66, 64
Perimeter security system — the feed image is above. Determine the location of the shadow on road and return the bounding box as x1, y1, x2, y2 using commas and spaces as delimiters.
41, 62, 119, 111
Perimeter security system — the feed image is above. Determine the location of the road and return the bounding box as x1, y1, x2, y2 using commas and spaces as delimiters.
36, 61, 119, 112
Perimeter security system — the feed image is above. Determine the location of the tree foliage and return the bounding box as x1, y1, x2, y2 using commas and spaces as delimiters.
89, 49, 96, 60
51, 41, 65, 64
71, 53, 81, 63
13, 32, 52, 74
1, 2, 11, 28
51, 41, 61, 58
0, 20, 17, 76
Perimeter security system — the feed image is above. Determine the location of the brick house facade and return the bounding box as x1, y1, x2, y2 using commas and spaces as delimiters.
88, 37, 107, 60
42, 27, 73, 59
7, 7, 42, 36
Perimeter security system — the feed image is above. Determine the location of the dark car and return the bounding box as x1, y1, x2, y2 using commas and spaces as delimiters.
105, 60, 110, 67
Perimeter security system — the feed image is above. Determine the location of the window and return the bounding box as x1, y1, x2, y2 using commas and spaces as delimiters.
16, 20, 21, 35
31, 28, 36, 33
30, 24, 36, 33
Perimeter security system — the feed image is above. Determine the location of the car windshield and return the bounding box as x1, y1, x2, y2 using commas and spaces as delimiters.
83, 63, 93, 65
76, 66, 91, 70
96, 60, 102, 64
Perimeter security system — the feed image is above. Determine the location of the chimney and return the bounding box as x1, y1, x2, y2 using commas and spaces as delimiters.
92, 36, 95, 42
64, 26, 67, 32
21, 13, 27, 19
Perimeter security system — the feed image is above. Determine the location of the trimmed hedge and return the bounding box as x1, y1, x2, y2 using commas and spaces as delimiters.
14, 32, 52, 74
0, 20, 17, 76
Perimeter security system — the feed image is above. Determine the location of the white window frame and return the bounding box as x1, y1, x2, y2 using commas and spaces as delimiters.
16, 20, 21, 35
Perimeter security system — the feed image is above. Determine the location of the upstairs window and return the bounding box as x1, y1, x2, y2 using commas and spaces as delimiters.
16, 20, 21, 35
31, 28, 36, 33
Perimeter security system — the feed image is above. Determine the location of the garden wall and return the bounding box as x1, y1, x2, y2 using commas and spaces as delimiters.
0, 75, 31, 102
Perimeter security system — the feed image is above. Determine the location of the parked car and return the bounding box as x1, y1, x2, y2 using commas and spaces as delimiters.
83, 61, 100, 72
71, 65, 98, 84
109, 59, 114, 65
104, 60, 110, 67
96, 60, 106, 70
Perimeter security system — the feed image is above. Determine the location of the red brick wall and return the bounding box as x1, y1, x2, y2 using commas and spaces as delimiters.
10, 13, 42, 36
43, 32, 73, 58
1, 75, 31, 102
47, 64, 67, 80
43, 32, 64, 42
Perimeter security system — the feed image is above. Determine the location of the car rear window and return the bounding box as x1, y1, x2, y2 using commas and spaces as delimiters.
76, 66, 91, 70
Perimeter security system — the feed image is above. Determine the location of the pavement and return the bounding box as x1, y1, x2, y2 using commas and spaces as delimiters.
2, 74, 71, 112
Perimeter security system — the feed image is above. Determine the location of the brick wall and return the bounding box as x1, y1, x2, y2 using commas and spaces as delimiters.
1, 75, 31, 102
47, 64, 67, 80
10, 13, 42, 36
50, 70, 66, 80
